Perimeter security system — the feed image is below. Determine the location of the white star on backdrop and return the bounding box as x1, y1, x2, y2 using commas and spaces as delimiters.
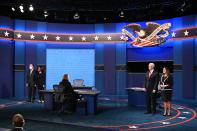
94, 36, 99, 40
171, 32, 176, 37
120, 35, 125, 40
56, 36, 60, 40
81, 36, 86, 41
107, 36, 112, 40
69, 36, 73, 41
17, 33, 22, 38
4, 31, 9, 37
184, 30, 189, 36
43, 34, 48, 40
30, 34, 35, 39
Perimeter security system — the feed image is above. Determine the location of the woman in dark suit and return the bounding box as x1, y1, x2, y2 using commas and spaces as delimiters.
36, 66, 45, 103
59, 74, 78, 113
159, 67, 173, 116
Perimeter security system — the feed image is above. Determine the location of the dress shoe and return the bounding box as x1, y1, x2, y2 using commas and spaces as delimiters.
167, 114, 171, 116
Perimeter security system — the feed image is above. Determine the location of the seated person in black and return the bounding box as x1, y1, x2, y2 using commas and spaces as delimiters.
59, 74, 78, 113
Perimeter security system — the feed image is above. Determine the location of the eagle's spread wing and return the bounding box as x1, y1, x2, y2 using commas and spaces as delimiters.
124, 23, 141, 33
145, 22, 160, 34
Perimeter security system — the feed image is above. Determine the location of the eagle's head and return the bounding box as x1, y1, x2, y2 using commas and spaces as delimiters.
135, 29, 146, 38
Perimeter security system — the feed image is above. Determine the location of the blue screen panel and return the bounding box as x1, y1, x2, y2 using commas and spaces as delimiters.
46, 49, 95, 89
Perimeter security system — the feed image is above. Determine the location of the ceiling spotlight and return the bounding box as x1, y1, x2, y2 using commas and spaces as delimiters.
181, 8, 184, 12
73, 13, 80, 20
44, 14, 48, 18
19, 5, 23, 10
11, 7, 15, 11
119, 11, 124, 18
29, 5, 34, 11
20, 9, 24, 13
44, 10, 48, 18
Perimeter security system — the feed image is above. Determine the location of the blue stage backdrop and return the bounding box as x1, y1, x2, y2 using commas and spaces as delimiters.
0, 15, 196, 104
46, 49, 95, 89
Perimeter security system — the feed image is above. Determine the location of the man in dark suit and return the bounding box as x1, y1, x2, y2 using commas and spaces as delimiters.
144, 63, 159, 114
26, 64, 37, 103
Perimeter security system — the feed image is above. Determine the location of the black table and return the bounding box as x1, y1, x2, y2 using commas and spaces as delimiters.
40, 89, 100, 115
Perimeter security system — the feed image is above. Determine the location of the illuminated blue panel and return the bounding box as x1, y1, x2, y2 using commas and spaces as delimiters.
115, 22, 126, 32
14, 19, 26, 30
46, 49, 95, 89
0, 16, 13, 29
37, 22, 47, 64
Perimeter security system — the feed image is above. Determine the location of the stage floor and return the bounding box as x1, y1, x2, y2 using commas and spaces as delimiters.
0, 99, 196, 131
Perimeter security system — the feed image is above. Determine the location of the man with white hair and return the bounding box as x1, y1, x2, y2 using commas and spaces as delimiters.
144, 63, 159, 115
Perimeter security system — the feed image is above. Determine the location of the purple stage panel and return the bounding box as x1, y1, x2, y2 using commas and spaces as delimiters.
104, 44, 116, 95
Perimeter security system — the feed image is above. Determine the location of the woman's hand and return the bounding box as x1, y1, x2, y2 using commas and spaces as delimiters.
160, 85, 165, 88
160, 85, 168, 88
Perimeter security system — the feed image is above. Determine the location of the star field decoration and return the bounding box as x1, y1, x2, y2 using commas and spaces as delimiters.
170, 27, 197, 40
0, 26, 196, 45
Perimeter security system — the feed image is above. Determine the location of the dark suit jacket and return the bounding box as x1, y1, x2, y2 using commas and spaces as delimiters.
59, 80, 79, 101
159, 75, 173, 89
144, 70, 159, 93
36, 71, 45, 87
59, 80, 74, 95
27, 69, 37, 87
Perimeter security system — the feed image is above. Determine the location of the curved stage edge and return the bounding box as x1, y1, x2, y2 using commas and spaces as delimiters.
0, 99, 196, 131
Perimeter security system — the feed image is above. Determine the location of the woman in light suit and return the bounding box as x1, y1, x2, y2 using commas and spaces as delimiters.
159, 67, 173, 116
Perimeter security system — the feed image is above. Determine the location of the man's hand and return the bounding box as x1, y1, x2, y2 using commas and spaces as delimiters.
26, 83, 28, 87
152, 90, 156, 93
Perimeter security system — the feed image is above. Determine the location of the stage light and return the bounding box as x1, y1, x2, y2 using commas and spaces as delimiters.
119, 11, 124, 18
19, 5, 23, 10
73, 13, 80, 19
20, 9, 24, 13
11, 7, 15, 11
180, 1, 186, 12
44, 10, 48, 18
29, 5, 34, 11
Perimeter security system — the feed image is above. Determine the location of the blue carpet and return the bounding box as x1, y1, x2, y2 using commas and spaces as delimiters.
0, 99, 196, 131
